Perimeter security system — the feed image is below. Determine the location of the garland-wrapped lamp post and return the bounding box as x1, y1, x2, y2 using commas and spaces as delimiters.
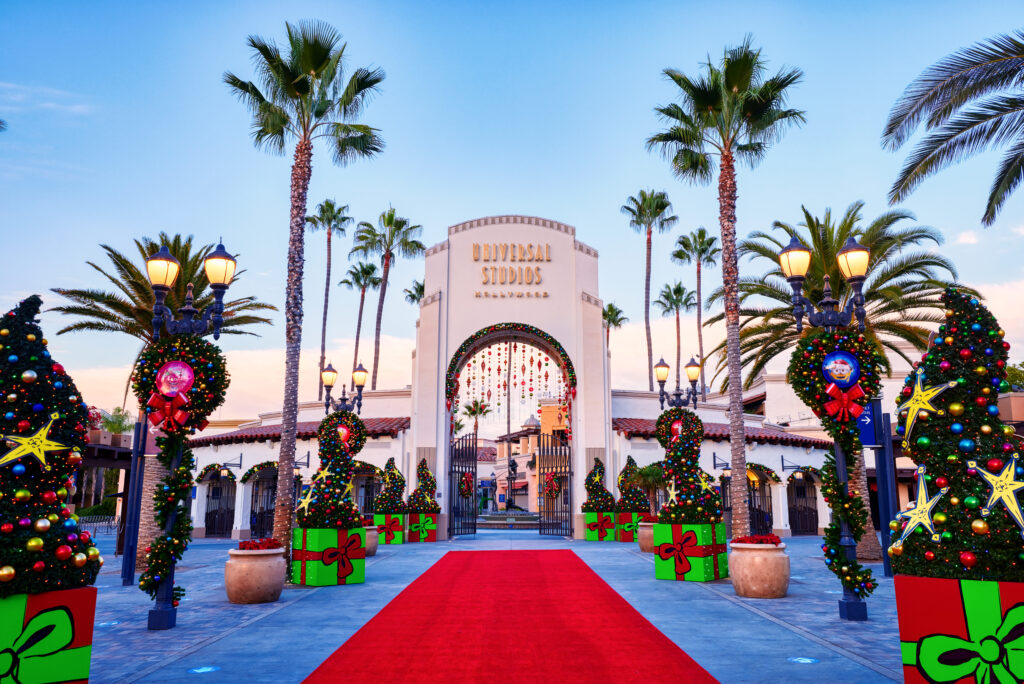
321, 361, 368, 415
655, 357, 701, 410
779, 234, 871, 620
141, 241, 236, 630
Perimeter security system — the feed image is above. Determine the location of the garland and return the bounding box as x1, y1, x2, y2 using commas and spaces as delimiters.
241, 461, 277, 483
544, 472, 561, 500
459, 471, 474, 499
787, 329, 882, 598
296, 411, 365, 529
406, 459, 441, 513
133, 336, 227, 604
746, 462, 781, 483
196, 463, 235, 482
787, 466, 821, 484
655, 408, 722, 525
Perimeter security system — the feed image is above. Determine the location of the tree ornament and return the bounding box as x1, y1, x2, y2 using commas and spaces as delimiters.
893, 465, 948, 546
971, 519, 990, 535
899, 368, 958, 442
0, 411, 68, 469
960, 551, 978, 568
966, 453, 1024, 537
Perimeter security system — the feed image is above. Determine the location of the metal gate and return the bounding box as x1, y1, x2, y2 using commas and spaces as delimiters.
538, 433, 572, 536
249, 469, 277, 539
787, 478, 819, 535
722, 476, 775, 536
204, 479, 235, 537
448, 434, 478, 537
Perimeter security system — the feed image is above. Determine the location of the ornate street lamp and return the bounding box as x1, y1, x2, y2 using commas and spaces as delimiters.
321, 362, 367, 414
655, 357, 701, 410
779, 236, 872, 622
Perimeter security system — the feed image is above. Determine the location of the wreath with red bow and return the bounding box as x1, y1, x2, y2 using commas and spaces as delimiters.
544, 472, 562, 500
459, 471, 474, 499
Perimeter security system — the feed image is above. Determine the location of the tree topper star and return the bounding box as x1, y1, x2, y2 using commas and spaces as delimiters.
894, 465, 948, 546
968, 453, 1024, 537
0, 412, 67, 469
900, 367, 958, 444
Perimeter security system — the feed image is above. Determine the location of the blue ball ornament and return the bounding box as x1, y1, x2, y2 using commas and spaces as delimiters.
971, 323, 982, 332
971, 298, 979, 306
63, 519, 77, 530
7, 355, 17, 363
951, 423, 964, 434
984, 348, 994, 356
31, 403, 43, 412
988, 405, 1000, 416
934, 337, 943, 345
12, 464, 26, 475
959, 438, 977, 452
42, 351, 49, 358
3, 412, 13, 420
54, 381, 63, 389
992, 377, 1002, 386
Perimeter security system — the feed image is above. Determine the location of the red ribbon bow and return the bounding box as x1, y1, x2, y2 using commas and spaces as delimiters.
293, 530, 365, 583
377, 516, 402, 543
823, 382, 865, 423
586, 514, 614, 540
656, 528, 727, 578
146, 392, 191, 431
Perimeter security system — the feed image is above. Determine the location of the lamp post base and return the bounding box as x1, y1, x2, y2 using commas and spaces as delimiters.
838, 598, 867, 621
148, 606, 177, 630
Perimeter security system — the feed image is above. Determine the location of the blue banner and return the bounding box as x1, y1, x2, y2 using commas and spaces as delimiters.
857, 401, 881, 447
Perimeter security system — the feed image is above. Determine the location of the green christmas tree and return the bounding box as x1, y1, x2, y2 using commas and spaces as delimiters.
890, 288, 1021, 579
655, 408, 722, 525
373, 457, 406, 514
616, 456, 649, 512
581, 457, 616, 512
405, 458, 441, 513
296, 411, 364, 529
0, 296, 102, 596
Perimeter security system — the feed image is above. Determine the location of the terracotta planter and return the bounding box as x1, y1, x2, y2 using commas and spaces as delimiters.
225, 548, 286, 604
364, 527, 379, 556
728, 543, 789, 598
637, 522, 655, 553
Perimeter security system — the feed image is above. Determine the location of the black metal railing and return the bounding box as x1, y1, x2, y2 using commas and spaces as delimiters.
538, 433, 572, 536
449, 434, 478, 537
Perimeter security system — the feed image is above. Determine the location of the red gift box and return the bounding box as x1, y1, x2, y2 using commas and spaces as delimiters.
407, 513, 438, 543
615, 512, 640, 542
0, 585, 98, 683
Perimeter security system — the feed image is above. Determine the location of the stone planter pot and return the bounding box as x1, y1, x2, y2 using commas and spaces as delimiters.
225, 548, 286, 604
364, 527, 379, 556
637, 522, 656, 553
729, 543, 789, 598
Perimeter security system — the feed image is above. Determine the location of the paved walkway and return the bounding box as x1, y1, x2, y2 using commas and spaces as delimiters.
87, 530, 900, 683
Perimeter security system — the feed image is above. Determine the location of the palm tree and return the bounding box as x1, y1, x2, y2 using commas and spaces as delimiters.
462, 399, 492, 434
404, 279, 424, 305
351, 208, 425, 389
705, 202, 960, 387
51, 233, 274, 344
225, 20, 385, 550
672, 228, 720, 400
628, 462, 666, 515
647, 36, 804, 537
306, 199, 353, 400
601, 303, 628, 350
621, 190, 678, 391
0, 120, 6, 132
339, 262, 381, 390
654, 283, 697, 389
883, 30, 1024, 226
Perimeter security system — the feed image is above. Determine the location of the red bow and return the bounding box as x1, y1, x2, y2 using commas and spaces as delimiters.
586, 514, 614, 540
823, 382, 865, 423
656, 528, 727, 577
147, 392, 191, 431
293, 530, 365, 584
377, 516, 402, 543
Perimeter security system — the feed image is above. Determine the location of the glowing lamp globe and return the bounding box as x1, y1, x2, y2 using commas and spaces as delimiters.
778, 236, 812, 280
836, 236, 870, 280
352, 362, 369, 389
203, 242, 237, 286
145, 245, 181, 289
654, 358, 670, 384
684, 357, 701, 384
320, 362, 339, 390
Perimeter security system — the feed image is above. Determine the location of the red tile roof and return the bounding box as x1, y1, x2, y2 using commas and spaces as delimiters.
188, 417, 410, 447
611, 418, 832, 449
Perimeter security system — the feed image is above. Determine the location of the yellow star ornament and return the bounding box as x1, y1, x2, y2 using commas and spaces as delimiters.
899, 367, 958, 445
343, 480, 354, 497
0, 412, 68, 469
667, 480, 678, 504
698, 473, 716, 494
296, 469, 329, 513
968, 453, 1024, 537
893, 465, 948, 546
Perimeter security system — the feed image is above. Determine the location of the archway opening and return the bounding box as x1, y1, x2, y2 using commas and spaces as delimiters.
786, 468, 821, 535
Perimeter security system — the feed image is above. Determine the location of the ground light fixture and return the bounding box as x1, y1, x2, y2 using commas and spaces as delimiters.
655, 357, 701, 410
321, 361, 367, 414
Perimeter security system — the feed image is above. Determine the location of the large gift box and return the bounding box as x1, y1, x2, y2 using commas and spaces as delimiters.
373, 513, 405, 545
896, 574, 1024, 683
0, 585, 97, 684
653, 523, 728, 582
615, 512, 641, 542
584, 511, 615, 541
407, 513, 438, 543
291, 527, 366, 586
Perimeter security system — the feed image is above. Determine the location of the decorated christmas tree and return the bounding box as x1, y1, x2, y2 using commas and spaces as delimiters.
655, 408, 721, 525
616, 456, 649, 512
580, 457, 615, 512
295, 411, 364, 529
0, 296, 102, 596
373, 457, 406, 513
405, 458, 440, 513
890, 288, 1019, 578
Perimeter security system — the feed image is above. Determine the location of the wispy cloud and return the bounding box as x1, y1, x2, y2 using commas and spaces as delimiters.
1013, 226, 1024, 238
0, 82, 95, 115
955, 231, 979, 245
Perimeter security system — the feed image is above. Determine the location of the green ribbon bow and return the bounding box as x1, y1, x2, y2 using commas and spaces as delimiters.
903, 581, 1024, 684
0, 597, 88, 684
410, 517, 437, 540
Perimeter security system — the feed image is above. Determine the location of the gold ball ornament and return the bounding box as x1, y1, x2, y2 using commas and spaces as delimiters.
72, 553, 88, 568
5, 394, 15, 403
26, 537, 43, 552
934, 512, 948, 524
0, 566, 14, 582
86, 547, 100, 561
25, 334, 35, 342
890, 544, 903, 556
972, 519, 990, 535
951, 497, 961, 506
975, 366, 988, 376
949, 403, 965, 417
98, 556, 104, 567
46, 513, 58, 524
981, 425, 993, 435
1005, 426, 1017, 437
889, 520, 900, 531
944, 336, 954, 345
33, 518, 50, 533
982, 387, 992, 395
945, 309, 954, 317
21, 370, 37, 384
0, 329, 7, 336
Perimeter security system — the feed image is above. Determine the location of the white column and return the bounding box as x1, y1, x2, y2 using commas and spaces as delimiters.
192, 481, 209, 538
235, 481, 252, 540
815, 477, 831, 535
771, 482, 790, 537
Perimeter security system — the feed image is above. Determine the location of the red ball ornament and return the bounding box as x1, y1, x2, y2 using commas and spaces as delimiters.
337, 425, 350, 443
55, 545, 72, 561
975, 397, 989, 408
924, 551, 935, 561
32, 561, 46, 572
16, 420, 30, 432
935, 477, 949, 488
960, 551, 978, 568
0, 523, 12, 534
959, 349, 972, 360
902, 386, 913, 397
52, 363, 64, 374
987, 458, 1004, 473
42, 491, 57, 504
79, 531, 91, 543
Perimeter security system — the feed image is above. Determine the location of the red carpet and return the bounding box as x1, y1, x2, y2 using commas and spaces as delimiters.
306, 550, 716, 683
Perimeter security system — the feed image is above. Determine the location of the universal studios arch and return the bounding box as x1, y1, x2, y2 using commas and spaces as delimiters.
410, 215, 612, 539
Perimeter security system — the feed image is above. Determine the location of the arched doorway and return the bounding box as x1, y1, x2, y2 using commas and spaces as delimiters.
721, 465, 777, 536
787, 468, 820, 536
444, 322, 577, 537
244, 462, 278, 539
196, 463, 236, 538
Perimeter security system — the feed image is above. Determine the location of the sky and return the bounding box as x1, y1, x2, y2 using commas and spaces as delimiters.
1, 2, 1023, 421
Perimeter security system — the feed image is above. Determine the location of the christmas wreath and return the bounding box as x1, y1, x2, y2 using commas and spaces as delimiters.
459, 471, 474, 499
746, 462, 781, 483
655, 406, 702, 449
544, 472, 561, 500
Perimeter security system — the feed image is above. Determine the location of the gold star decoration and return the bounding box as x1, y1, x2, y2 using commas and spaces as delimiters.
894, 465, 948, 546
667, 480, 678, 504
295, 469, 329, 513
343, 480, 354, 497
968, 453, 1024, 537
900, 367, 958, 445
0, 412, 67, 469
698, 473, 716, 494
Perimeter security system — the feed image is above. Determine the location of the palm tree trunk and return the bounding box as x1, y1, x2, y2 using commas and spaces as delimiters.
371, 254, 391, 390
606, 325, 610, 349
719, 148, 750, 539
474, 416, 479, 434
696, 262, 707, 401
273, 137, 312, 555
317, 230, 332, 401
674, 310, 681, 390
351, 287, 366, 390
644, 226, 653, 391
853, 453, 883, 560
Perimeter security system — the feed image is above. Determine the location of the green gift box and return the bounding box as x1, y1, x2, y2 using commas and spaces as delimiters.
615, 512, 641, 542
584, 511, 615, 541
0, 585, 97, 683
653, 523, 728, 582
373, 513, 405, 544
292, 527, 366, 586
